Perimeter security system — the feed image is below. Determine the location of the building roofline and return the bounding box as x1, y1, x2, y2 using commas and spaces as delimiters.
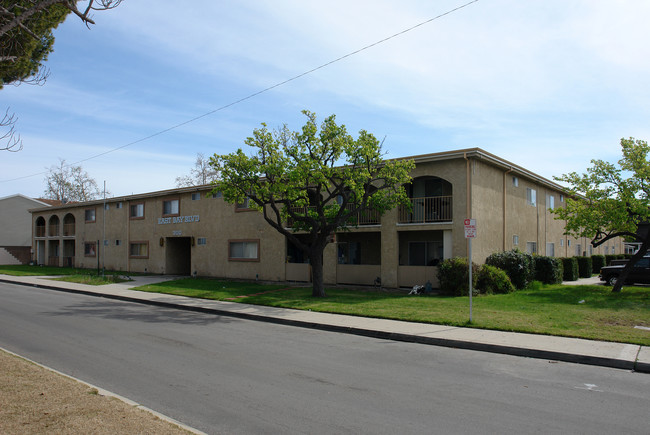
29, 148, 567, 213
0, 193, 53, 207
395, 147, 566, 191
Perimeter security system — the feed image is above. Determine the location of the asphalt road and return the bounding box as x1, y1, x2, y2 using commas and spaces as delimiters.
1, 281, 648, 434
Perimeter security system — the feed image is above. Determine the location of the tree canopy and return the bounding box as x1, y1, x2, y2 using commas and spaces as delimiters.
175, 153, 219, 187
1, 1, 121, 150
43, 158, 104, 202
210, 111, 414, 297
553, 137, 650, 292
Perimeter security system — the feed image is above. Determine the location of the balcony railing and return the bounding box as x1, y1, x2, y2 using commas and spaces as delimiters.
288, 204, 380, 227
48, 226, 60, 237
399, 195, 452, 224
63, 223, 75, 236
35, 226, 46, 237
47, 256, 59, 267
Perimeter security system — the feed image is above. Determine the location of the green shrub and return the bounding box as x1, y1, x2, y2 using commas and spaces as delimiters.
591, 255, 606, 274
576, 256, 592, 278
437, 257, 478, 296
561, 257, 579, 281
476, 264, 515, 294
485, 249, 534, 290
605, 254, 617, 265
533, 256, 563, 284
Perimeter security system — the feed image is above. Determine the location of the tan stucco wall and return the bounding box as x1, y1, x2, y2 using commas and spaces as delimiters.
30, 151, 628, 286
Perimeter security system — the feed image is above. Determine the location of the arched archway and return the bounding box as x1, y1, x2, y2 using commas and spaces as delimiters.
63, 213, 76, 236
48, 215, 60, 237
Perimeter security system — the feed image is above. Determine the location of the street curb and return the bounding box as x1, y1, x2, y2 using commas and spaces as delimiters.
0, 346, 207, 435
2, 278, 647, 373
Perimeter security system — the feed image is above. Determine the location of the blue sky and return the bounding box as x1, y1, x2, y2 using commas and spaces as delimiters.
2, 0, 650, 199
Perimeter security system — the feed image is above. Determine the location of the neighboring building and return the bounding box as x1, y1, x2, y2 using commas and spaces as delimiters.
29, 148, 625, 287
0, 194, 53, 264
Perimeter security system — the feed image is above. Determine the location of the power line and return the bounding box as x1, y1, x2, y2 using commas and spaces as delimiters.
2, 0, 480, 183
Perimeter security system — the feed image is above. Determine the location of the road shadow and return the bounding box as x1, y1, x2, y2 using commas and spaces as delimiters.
44, 299, 237, 326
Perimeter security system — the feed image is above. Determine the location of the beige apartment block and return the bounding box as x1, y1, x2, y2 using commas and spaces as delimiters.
30, 148, 626, 288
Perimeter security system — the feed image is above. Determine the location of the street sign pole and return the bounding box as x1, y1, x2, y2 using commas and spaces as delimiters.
464, 219, 477, 323
468, 236, 473, 322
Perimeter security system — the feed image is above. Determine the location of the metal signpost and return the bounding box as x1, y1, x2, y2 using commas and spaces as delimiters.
464, 219, 477, 322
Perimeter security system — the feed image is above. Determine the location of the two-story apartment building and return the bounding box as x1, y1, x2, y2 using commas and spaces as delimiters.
30, 148, 625, 288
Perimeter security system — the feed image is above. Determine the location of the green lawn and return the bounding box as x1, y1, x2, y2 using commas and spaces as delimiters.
0, 265, 94, 276
0, 265, 131, 285
134, 279, 650, 346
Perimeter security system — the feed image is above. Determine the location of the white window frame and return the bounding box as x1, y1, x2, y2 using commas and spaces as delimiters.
228, 239, 259, 261
526, 188, 537, 207
163, 198, 180, 216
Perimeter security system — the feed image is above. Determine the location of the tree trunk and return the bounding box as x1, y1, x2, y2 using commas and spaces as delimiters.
309, 247, 327, 298
611, 243, 648, 293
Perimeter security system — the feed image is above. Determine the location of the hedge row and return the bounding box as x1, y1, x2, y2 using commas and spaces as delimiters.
436, 249, 632, 295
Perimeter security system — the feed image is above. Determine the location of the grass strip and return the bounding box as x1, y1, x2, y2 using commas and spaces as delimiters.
134, 279, 650, 346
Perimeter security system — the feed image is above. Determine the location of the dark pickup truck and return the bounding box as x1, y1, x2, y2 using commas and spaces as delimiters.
599, 256, 650, 286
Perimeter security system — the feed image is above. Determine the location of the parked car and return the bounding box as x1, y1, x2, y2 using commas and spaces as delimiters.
599, 256, 650, 286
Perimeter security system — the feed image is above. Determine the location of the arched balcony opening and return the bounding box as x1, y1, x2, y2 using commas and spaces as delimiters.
48, 215, 60, 237
63, 213, 76, 236
35, 216, 46, 237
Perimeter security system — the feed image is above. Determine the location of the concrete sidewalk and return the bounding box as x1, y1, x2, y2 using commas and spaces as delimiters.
1, 274, 648, 373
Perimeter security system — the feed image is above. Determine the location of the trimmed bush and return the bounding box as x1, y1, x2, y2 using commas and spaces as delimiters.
561, 257, 579, 281
476, 264, 515, 294
591, 255, 606, 274
485, 249, 534, 290
605, 254, 617, 265
576, 256, 592, 278
437, 257, 478, 296
533, 256, 563, 284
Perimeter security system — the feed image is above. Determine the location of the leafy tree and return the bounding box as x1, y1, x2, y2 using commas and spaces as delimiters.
210, 111, 414, 297
175, 153, 219, 187
1, 1, 121, 149
553, 137, 650, 292
43, 158, 103, 201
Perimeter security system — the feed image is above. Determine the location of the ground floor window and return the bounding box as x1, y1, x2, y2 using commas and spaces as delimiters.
129, 241, 149, 258
408, 241, 442, 266
526, 241, 537, 255
229, 240, 259, 261
338, 242, 361, 264
84, 242, 96, 257
546, 242, 555, 257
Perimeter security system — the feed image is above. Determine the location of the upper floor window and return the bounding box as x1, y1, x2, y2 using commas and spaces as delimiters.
236, 197, 252, 211
526, 188, 537, 207
191, 193, 201, 201
130, 203, 144, 219
547, 195, 555, 210
163, 199, 180, 216
513, 235, 519, 246
116, 202, 123, 209
512, 176, 519, 187
84, 208, 96, 223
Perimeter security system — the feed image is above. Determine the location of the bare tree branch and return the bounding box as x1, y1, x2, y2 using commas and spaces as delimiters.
1, 108, 23, 152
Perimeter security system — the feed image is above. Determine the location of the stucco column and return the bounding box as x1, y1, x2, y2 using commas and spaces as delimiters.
380, 209, 399, 288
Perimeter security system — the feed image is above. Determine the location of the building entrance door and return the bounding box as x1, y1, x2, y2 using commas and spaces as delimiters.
165, 237, 191, 275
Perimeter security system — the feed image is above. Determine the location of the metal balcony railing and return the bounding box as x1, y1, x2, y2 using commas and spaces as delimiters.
398, 196, 452, 223
288, 204, 380, 227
